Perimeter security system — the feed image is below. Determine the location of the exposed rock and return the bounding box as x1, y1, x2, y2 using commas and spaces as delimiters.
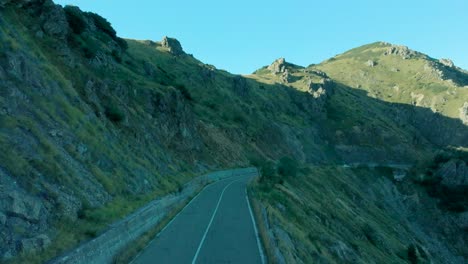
268, 58, 287, 74
5, 192, 43, 223
76, 143, 88, 156
307, 78, 334, 99
410, 92, 425, 106
40, 1, 69, 39
393, 169, 407, 181
366, 60, 376, 67
329, 240, 358, 262
49, 129, 63, 137
459, 102, 468, 125
161, 36, 185, 56
436, 160, 468, 187
439, 58, 455, 68
280, 69, 292, 83
19, 234, 51, 253
384, 45, 417, 59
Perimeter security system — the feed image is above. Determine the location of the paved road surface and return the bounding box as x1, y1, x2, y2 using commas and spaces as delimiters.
131, 173, 264, 264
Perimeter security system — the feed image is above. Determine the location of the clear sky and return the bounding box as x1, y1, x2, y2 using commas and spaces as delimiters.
54, 0, 468, 74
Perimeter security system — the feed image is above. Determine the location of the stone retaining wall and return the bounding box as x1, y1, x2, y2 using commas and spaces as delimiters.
49, 167, 258, 264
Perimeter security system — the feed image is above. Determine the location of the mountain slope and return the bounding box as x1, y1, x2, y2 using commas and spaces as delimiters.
0, 1, 467, 263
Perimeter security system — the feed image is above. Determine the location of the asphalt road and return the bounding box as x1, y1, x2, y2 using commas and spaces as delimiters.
131, 174, 264, 264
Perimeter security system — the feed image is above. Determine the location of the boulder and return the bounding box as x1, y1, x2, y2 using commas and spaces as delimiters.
365, 60, 376, 67
161, 36, 185, 56
459, 102, 468, 125
5, 192, 42, 222
19, 234, 51, 253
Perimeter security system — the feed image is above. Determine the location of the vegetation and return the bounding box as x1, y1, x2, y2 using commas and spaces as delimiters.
64, 6, 86, 34
1, 3, 467, 264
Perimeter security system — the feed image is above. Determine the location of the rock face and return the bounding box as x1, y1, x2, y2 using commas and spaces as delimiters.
459, 102, 468, 125
268, 58, 287, 74
161, 36, 185, 55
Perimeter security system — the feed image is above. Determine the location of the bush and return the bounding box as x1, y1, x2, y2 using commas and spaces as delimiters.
104, 105, 125, 122
407, 245, 418, 264
86, 12, 116, 38
86, 12, 128, 50
278, 156, 298, 177
64, 6, 87, 34
174, 84, 192, 101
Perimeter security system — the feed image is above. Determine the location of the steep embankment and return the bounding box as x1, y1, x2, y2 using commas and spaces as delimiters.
0, 1, 330, 261
0, 1, 467, 263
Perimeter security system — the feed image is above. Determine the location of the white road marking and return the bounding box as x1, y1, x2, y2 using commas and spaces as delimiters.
246, 192, 266, 264
191, 179, 241, 264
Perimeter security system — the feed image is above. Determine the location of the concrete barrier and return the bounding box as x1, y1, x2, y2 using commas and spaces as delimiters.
48, 167, 258, 264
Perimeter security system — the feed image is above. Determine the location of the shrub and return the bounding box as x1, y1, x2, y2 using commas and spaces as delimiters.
86, 12, 116, 38
64, 6, 86, 34
407, 245, 418, 264
104, 105, 125, 122
174, 84, 193, 101
278, 156, 298, 177
111, 50, 122, 63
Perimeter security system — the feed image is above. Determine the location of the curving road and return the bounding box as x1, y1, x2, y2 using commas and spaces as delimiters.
131, 173, 264, 264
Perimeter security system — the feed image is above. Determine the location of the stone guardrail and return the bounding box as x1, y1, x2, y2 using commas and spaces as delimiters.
48, 167, 258, 264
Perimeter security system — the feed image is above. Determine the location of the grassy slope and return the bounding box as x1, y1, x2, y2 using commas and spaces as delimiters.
314, 42, 468, 119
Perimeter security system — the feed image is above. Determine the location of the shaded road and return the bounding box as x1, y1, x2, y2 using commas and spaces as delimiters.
131, 173, 264, 264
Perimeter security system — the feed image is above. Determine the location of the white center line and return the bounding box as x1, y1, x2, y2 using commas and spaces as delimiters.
191, 179, 241, 264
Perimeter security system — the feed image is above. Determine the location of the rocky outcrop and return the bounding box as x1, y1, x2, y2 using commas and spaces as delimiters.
383, 45, 417, 59
161, 36, 185, 56
459, 102, 468, 125
39, 1, 69, 39
268, 58, 287, 74
307, 78, 334, 99
439, 58, 455, 68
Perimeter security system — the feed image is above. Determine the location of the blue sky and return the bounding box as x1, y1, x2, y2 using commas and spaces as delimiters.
54, 0, 468, 74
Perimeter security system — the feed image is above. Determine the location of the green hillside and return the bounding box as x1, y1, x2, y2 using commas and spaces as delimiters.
0, 1, 466, 263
